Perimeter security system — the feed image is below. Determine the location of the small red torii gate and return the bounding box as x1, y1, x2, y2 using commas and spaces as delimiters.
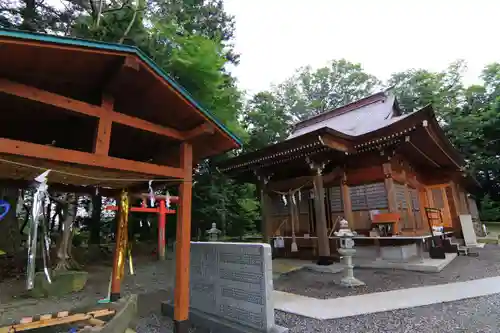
105, 193, 179, 260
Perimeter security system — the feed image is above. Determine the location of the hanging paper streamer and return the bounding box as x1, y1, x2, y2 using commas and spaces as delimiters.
148, 180, 155, 207
40, 205, 52, 285
281, 195, 287, 206
0, 200, 10, 220
298, 190, 302, 202
291, 193, 296, 205
26, 170, 51, 290
165, 191, 171, 209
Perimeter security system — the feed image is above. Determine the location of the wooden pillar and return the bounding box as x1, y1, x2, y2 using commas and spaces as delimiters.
402, 169, 415, 233
110, 190, 129, 302
341, 172, 354, 228
174, 142, 193, 333
449, 181, 462, 236
158, 199, 167, 261
383, 163, 397, 212
94, 95, 113, 155
310, 162, 331, 265
257, 175, 272, 243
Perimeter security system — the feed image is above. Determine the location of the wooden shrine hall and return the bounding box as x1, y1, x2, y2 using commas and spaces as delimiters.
219, 90, 480, 264
0, 29, 241, 332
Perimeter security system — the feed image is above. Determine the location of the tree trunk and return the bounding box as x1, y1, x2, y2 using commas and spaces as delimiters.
89, 194, 102, 245
54, 193, 80, 271
20, 0, 37, 31
0, 187, 20, 257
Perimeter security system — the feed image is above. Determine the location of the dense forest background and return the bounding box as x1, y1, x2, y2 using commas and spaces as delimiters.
0, 0, 499, 240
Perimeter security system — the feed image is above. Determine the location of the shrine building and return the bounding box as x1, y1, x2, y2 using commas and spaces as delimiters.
218, 90, 480, 263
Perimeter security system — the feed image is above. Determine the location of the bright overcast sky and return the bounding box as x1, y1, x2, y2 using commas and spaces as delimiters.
224, 0, 500, 96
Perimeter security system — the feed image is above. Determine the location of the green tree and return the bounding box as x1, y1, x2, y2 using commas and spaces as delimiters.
276, 59, 381, 121
242, 91, 291, 151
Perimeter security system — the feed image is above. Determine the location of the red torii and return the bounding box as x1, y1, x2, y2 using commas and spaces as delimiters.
105, 193, 179, 260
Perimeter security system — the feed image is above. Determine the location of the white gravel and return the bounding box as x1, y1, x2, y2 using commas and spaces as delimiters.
275, 293, 500, 332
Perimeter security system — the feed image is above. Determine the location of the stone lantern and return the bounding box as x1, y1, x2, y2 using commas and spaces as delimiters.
334, 218, 365, 287
206, 222, 221, 241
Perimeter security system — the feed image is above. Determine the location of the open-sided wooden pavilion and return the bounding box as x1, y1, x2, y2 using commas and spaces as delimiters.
219, 90, 479, 263
0, 29, 241, 333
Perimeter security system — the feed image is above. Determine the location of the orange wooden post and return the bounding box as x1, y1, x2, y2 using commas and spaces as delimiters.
173, 142, 193, 333
158, 199, 167, 261
110, 190, 129, 302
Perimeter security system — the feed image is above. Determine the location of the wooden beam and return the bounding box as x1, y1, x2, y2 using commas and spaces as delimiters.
0, 79, 185, 140
320, 134, 352, 152
94, 95, 113, 155
0, 137, 184, 178
110, 110, 184, 140
184, 123, 215, 141
174, 142, 193, 332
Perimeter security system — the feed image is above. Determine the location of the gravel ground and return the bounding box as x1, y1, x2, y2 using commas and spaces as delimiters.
0, 256, 176, 326
275, 293, 500, 333
275, 245, 500, 299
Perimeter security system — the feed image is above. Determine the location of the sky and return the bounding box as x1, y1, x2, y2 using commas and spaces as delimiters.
224, 0, 500, 96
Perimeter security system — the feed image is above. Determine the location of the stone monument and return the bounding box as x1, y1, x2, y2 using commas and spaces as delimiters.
162, 242, 288, 333
334, 219, 365, 288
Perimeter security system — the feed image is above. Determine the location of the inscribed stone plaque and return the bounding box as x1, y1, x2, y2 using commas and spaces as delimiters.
189, 242, 274, 332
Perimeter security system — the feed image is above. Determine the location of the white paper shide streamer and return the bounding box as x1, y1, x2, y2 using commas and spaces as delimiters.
165, 191, 171, 209
148, 180, 155, 207
26, 170, 52, 290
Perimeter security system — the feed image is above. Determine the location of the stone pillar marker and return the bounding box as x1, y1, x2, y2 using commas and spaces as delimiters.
334, 219, 365, 287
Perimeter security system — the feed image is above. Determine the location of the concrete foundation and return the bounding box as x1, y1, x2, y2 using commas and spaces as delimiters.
354, 253, 457, 272
380, 244, 418, 262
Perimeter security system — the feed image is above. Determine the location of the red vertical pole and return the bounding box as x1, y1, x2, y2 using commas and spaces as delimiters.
158, 199, 166, 261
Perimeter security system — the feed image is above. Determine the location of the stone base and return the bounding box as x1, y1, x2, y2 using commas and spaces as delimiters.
304, 264, 344, 274
316, 256, 334, 266
380, 244, 417, 262
29, 270, 88, 298
354, 253, 457, 272
161, 300, 288, 333
340, 276, 365, 288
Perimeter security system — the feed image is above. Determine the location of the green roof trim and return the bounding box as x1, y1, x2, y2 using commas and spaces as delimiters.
0, 28, 242, 146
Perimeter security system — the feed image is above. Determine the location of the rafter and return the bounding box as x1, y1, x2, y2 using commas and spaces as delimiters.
0, 78, 185, 140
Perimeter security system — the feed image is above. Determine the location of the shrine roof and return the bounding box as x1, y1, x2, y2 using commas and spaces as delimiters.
289, 90, 403, 138
218, 93, 466, 181
0, 29, 242, 190
0, 29, 242, 151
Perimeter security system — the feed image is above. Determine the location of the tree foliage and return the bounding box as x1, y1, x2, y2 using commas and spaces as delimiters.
1, 0, 499, 242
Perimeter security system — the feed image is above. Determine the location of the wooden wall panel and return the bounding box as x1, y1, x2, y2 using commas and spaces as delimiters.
329, 186, 343, 212
349, 182, 388, 211
346, 165, 385, 186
